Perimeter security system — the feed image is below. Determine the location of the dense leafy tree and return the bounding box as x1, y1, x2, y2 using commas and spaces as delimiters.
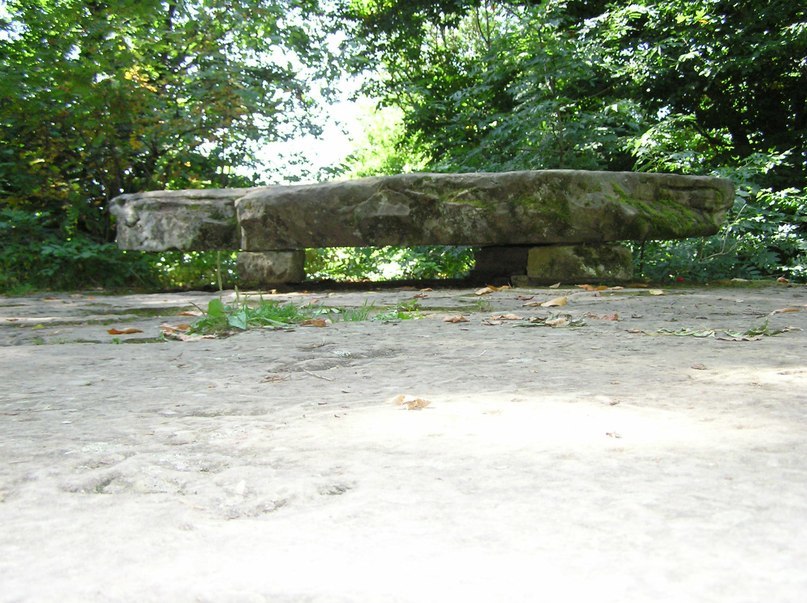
1, 0, 329, 230
340, 0, 804, 176
338, 1, 645, 171
0, 0, 331, 290
588, 0, 806, 184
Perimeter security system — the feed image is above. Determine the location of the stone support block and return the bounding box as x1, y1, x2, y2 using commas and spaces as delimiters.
237, 251, 306, 287
526, 244, 633, 284
470, 246, 530, 282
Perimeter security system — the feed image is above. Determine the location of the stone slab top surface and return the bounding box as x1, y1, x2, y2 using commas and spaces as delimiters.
110, 170, 734, 251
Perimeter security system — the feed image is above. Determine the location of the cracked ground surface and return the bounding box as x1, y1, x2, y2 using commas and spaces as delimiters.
1, 284, 806, 602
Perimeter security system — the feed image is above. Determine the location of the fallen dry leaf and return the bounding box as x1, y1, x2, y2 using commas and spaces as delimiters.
405, 398, 431, 410
178, 310, 203, 317
474, 284, 511, 296
691, 363, 707, 370
444, 315, 470, 323
160, 323, 206, 340
160, 328, 216, 341
523, 297, 569, 308
525, 313, 581, 328
160, 323, 191, 334
549, 282, 561, 289
584, 312, 620, 321
545, 316, 570, 327
420, 288, 433, 292
301, 318, 329, 327
413, 293, 429, 299
771, 307, 802, 314
777, 277, 790, 284
107, 327, 143, 335
648, 289, 665, 296
576, 284, 608, 292
515, 295, 534, 301
481, 313, 521, 326
389, 394, 432, 410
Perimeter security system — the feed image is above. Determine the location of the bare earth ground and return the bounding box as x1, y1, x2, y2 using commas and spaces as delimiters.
1, 283, 806, 603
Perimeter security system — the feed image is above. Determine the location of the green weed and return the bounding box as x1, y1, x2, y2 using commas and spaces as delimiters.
655, 318, 799, 340
373, 298, 423, 322
192, 295, 318, 334
333, 302, 375, 322
191, 294, 426, 335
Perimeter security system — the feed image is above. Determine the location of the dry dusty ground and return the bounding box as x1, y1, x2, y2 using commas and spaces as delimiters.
1, 283, 806, 602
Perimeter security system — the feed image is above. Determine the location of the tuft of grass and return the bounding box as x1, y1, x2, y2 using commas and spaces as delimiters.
334, 301, 376, 322
192, 294, 321, 334
191, 294, 425, 335
373, 298, 423, 322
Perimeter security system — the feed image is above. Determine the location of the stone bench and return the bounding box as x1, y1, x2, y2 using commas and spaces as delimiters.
110, 170, 734, 285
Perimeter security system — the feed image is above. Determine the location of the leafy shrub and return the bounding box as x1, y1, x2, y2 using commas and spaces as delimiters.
305, 245, 474, 281
0, 208, 158, 292
633, 149, 806, 283
0, 208, 244, 292
151, 251, 239, 291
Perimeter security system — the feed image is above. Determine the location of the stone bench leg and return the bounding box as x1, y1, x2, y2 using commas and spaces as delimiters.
522, 243, 633, 285
237, 251, 306, 288
470, 246, 531, 284
473, 244, 633, 285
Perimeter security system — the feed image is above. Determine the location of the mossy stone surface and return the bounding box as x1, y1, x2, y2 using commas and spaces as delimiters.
110, 189, 245, 251
527, 243, 634, 283
110, 171, 734, 253
237, 171, 733, 250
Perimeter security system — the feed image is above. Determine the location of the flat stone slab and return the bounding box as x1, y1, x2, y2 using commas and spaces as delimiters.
238, 171, 733, 250
110, 170, 734, 251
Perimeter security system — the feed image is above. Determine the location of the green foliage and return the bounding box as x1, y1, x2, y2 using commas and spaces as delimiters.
0, 0, 331, 290
340, 105, 430, 177
338, 1, 646, 172
191, 294, 422, 335
373, 298, 423, 321
193, 296, 320, 333
634, 152, 806, 282
589, 0, 806, 183
305, 245, 474, 281
0, 206, 242, 292
152, 251, 239, 291
0, 207, 158, 291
